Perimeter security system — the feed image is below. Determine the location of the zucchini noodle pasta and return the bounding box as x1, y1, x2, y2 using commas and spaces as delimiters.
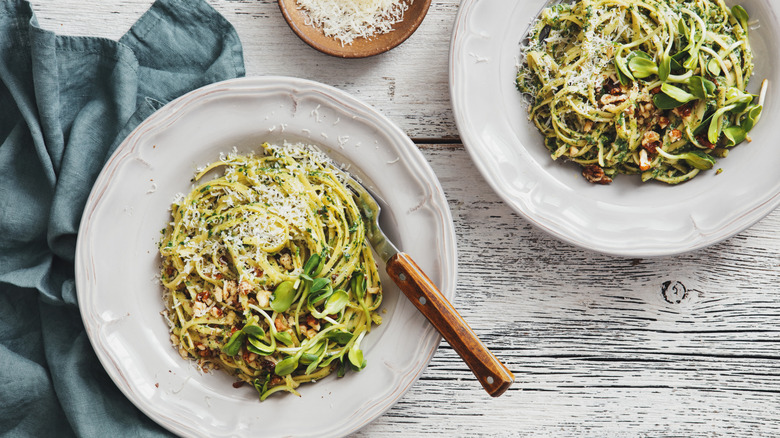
159, 142, 382, 401
516, 0, 767, 184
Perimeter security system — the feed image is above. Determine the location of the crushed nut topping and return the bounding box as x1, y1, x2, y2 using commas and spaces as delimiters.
582, 165, 613, 184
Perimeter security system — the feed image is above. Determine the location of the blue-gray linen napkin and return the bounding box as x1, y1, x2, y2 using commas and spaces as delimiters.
0, 0, 245, 435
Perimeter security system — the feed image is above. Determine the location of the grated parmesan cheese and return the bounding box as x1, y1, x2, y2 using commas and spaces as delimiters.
296, 0, 412, 46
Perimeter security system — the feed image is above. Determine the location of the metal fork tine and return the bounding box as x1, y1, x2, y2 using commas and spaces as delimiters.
338, 170, 400, 261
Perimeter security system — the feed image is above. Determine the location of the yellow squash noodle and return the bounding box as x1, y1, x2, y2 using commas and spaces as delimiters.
159, 142, 382, 400
517, 0, 766, 184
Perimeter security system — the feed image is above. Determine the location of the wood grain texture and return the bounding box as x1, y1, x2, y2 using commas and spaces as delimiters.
355, 145, 780, 437
28, 0, 460, 139
26, 1, 780, 436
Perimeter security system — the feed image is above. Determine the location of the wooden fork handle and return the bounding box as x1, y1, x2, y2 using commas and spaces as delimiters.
386, 252, 514, 397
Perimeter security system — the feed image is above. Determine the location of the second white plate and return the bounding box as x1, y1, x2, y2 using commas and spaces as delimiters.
450, 0, 780, 257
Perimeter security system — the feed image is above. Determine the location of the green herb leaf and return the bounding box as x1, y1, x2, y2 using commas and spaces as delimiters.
660, 83, 697, 104
658, 55, 671, 82
669, 56, 684, 75
270, 280, 296, 313
308, 283, 334, 306
242, 324, 265, 338
693, 112, 714, 136
680, 151, 716, 170
708, 105, 737, 144
653, 93, 686, 110
274, 331, 294, 347
347, 345, 365, 370
310, 277, 330, 293
299, 353, 320, 365
321, 290, 350, 316
324, 330, 354, 345
614, 58, 632, 85
221, 331, 245, 356
337, 357, 349, 378
350, 273, 365, 300
688, 76, 716, 100
723, 126, 747, 147
677, 18, 687, 37
247, 335, 275, 356
252, 376, 270, 400
742, 105, 763, 132
274, 356, 299, 376
305, 358, 321, 375
302, 253, 320, 276
725, 87, 754, 106
683, 51, 699, 70
627, 52, 657, 79
656, 149, 716, 170
707, 58, 721, 76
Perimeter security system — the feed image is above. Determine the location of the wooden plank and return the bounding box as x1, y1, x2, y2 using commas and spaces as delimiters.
27, 0, 461, 139
354, 145, 780, 437
22, 0, 780, 435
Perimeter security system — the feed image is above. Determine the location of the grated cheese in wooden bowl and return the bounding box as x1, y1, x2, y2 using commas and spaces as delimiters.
296, 0, 412, 46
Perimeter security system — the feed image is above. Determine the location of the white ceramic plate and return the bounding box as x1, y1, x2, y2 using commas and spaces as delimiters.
450, 0, 780, 257
75, 76, 457, 437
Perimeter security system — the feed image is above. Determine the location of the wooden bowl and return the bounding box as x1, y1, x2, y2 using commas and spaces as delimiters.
278, 0, 432, 58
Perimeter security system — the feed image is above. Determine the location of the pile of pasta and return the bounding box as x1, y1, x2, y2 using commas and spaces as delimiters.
159, 142, 382, 400
517, 0, 766, 184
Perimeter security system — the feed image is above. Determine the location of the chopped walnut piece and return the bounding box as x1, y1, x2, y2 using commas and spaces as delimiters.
192, 301, 207, 317
672, 103, 693, 119
224, 280, 237, 302
639, 149, 652, 171
642, 131, 660, 148
239, 280, 253, 295
638, 102, 655, 119
600, 93, 626, 106
274, 315, 289, 331
696, 134, 715, 149
583, 120, 593, 133
278, 252, 293, 271
582, 165, 613, 184
669, 129, 683, 143
642, 142, 659, 154
257, 289, 271, 308
306, 314, 321, 332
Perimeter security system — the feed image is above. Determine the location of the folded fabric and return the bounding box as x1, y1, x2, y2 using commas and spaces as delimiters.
0, 1, 245, 436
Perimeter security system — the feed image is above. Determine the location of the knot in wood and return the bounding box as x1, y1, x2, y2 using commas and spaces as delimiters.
661, 280, 689, 304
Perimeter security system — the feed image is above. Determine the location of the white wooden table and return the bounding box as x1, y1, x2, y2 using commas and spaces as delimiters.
32, 1, 780, 436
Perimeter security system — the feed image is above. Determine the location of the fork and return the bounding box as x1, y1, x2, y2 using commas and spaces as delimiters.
344, 175, 515, 397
